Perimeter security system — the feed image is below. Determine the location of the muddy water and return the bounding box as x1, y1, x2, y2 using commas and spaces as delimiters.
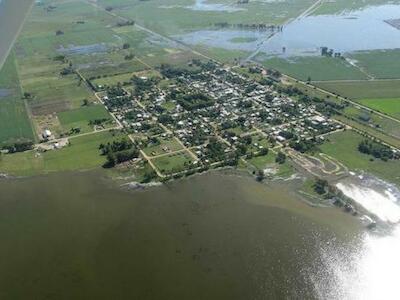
0, 0, 34, 69
0, 170, 364, 299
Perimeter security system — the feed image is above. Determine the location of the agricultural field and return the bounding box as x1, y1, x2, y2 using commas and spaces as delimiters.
100, 0, 317, 35
349, 49, 400, 79
57, 104, 113, 134
0, 52, 35, 144
0, 131, 125, 176
152, 150, 194, 175
142, 137, 184, 157
357, 98, 400, 120
320, 130, 400, 185
260, 56, 368, 81
316, 80, 400, 99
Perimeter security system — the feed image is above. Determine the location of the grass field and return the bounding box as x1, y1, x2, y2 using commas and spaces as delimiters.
357, 98, 400, 120
316, 80, 400, 99
152, 150, 194, 174
0, 131, 124, 176
320, 130, 400, 185
260, 56, 368, 81
0, 52, 35, 144
142, 137, 183, 157
58, 105, 113, 133
349, 50, 400, 79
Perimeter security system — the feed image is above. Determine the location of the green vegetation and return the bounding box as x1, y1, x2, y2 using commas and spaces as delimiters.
316, 80, 400, 100
261, 56, 368, 81
320, 130, 400, 185
0, 52, 35, 144
358, 98, 400, 119
58, 105, 112, 133
0, 131, 125, 176
152, 151, 194, 175
349, 49, 400, 79
142, 137, 183, 157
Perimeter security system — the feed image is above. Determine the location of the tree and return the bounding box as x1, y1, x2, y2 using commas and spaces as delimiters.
314, 179, 328, 195
275, 151, 286, 164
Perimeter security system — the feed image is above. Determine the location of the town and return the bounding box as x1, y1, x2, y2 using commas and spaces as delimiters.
97, 60, 343, 179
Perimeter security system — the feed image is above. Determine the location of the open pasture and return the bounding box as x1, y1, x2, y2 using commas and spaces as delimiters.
260, 56, 368, 81
57, 104, 113, 134
349, 49, 400, 79
320, 130, 400, 185
316, 79, 400, 100
0, 130, 125, 176
0, 53, 35, 144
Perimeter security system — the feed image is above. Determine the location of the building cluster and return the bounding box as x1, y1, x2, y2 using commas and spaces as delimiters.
100, 63, 342, 176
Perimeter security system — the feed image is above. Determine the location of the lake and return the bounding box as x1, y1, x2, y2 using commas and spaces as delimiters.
0, 170, 370, 299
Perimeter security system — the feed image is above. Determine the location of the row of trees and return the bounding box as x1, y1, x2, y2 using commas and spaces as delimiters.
99, 139, 139, 167
358, 139, 394, 161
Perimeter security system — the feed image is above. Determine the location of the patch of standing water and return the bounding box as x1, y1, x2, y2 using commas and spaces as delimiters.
57, 43, 108, 55
186, 0, 244, 12
336, 174, 400, 223
174, 30, 270, 52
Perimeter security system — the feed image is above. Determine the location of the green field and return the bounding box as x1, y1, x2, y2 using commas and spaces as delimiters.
0, 131, 124, 176
320, 130, 400, 185
316, 80, 400, 99
260, 56, 368, 81
0, 53, 35, 144
58, 105, 113, 133
358, 98, 400, 120
152, 150, 194, 174
142, 137, 183, 157
349, 50, 400, 79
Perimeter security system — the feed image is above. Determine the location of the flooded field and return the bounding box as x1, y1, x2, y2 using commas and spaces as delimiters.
175, 4, 400, 57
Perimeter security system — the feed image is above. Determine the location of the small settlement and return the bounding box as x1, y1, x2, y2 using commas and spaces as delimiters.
98, 60, 343, 179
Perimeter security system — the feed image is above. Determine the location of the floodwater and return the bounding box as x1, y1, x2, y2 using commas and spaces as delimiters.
0, 0, 34, 70
259, 4, 400, 57
175, 4, 400, 57
186, 0, 244, 12
0, 170, 371, 300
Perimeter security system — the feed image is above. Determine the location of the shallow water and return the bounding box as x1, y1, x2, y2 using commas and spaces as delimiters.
0, 170, 364, 299
175, 4, 400, 57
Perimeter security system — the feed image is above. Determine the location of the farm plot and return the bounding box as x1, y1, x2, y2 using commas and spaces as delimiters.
142, 136, 184, 157
316, 80, 400, 100
0, 53, 35, 144
0, 131, 126, 176
349, 49, 400, 79
320, 130, 400, 185
57, 105, 113, 134
260, 56, 368, 81
358, 98, 400, 120
151, 150, 194, 175
22, 73, 95, 115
